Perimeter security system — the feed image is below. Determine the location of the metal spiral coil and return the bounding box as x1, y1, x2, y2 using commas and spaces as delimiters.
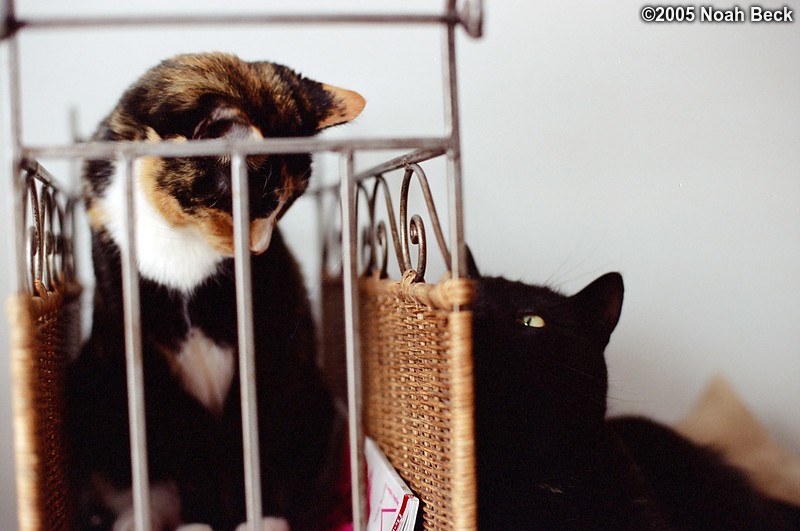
358, 159, 452, 283
20, 159, 77, 293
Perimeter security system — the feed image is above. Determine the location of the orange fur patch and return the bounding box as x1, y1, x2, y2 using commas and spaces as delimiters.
137, 154, 237, 256
196, 210, 235, 256
138, 157, 192, 228
86, 203, 108, 230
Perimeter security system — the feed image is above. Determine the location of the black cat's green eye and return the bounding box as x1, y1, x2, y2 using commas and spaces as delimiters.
518, 314, 546, 328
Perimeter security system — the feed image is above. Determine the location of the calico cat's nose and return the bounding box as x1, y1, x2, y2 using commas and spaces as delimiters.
249, 195, 284, 254
250, 218, 274, 254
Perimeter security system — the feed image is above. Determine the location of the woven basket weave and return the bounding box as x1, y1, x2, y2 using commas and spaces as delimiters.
8, 279, 81, 531
361, 271, 477, 531
8, 269, 477, 530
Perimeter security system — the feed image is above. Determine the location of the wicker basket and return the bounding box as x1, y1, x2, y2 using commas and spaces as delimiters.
9, 271, 477, 531
360, 271, 476, 531
8, 279, 81, 531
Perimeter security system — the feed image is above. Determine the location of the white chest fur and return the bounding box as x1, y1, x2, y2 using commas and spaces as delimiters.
98, 160, 225, 293
174, 327, 236, 415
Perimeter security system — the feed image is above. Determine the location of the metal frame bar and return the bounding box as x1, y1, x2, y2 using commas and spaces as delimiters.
1, 7, 481, 39
12, 13, 455, 33
0, 0, 11, 40
6, 17, 27, 296
23, 136, 451, 161
118, 154, 153, 531
339, 151, 367, 530
231, 153, 264, 530
441, 12, 467, 283
2, 1, 482, 530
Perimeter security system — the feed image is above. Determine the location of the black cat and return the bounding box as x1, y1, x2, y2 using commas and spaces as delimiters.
67, 53, 364, 531
470, 260, 800, 529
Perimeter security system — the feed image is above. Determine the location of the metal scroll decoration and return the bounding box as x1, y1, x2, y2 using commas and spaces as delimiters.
20, 160, 77, 293
359, 163, 452, 283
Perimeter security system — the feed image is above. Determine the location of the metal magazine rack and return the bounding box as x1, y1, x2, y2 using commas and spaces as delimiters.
2, 1, 482, 529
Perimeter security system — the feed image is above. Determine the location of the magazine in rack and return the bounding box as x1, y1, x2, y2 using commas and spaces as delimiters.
366, 437, 420, 531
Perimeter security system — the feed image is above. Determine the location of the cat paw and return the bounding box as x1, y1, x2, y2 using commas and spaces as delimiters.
106, 482, 181, 531
235, 517, 291, 531
112, 511, 180, 531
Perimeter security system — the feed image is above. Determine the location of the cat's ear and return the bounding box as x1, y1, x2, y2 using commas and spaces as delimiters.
193, 107, 259, 140
573, 272, 624, 342
316, 84, 366, 130
465, 245, 481, 279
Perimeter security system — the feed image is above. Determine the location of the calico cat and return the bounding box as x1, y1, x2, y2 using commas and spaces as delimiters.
470, 260, 800, 529
67, 53, 365, 531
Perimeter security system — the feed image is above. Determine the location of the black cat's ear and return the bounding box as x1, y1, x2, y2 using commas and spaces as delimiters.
573, 272, 624, 342
316, 84, 366, 130
465, 245, 481, 279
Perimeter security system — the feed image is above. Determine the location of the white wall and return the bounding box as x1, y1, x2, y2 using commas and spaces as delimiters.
457, 3, 800, 447
1, 1, 798, 527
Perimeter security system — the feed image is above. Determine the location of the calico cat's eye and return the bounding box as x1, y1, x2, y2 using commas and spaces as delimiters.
518, 314, 546, 328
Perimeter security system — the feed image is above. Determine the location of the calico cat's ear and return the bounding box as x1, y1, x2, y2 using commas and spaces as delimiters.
316, 84, 366, 130
192, 107, 260, 141
573, 272, 624, 342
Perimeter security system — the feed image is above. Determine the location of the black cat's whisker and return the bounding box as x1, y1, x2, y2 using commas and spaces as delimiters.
544, 234, 593, 287
548, 359, 604, 385
306, 256, 345, 305
605, 380, 657, 406
523, 345, 607, 407
558, 375, 605, 407
531, 359, 604, 403
604, 394, 648, 405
